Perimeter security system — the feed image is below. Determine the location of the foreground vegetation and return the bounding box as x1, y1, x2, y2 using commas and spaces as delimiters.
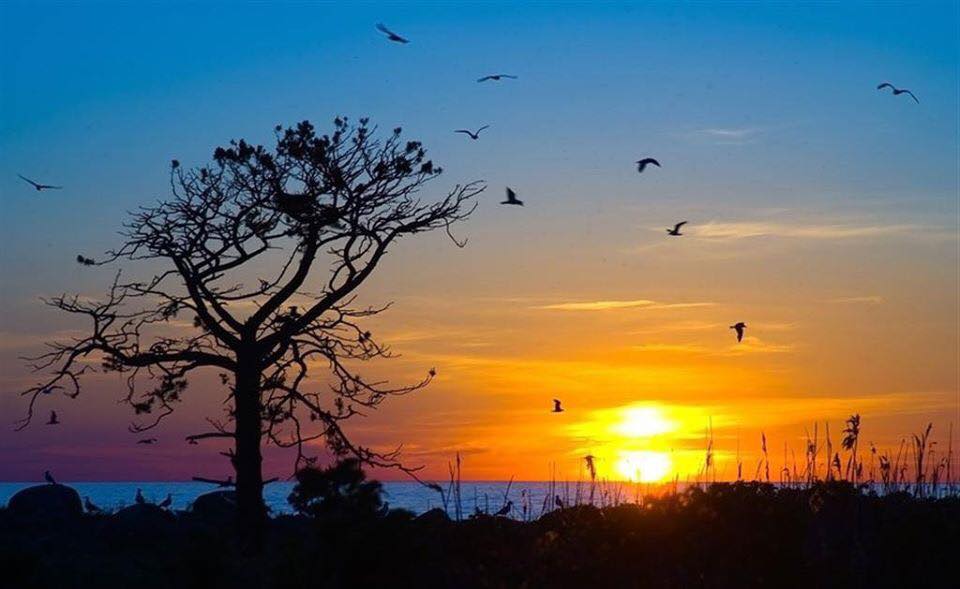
2, 463, 957, 589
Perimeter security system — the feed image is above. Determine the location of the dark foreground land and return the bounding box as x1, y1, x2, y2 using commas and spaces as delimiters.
2, 481, 958, 589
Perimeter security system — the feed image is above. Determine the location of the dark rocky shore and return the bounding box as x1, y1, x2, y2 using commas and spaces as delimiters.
2, 481, 958, 588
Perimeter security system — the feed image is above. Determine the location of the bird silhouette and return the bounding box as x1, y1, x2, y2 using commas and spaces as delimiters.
84, 496, 102, 514
877, 82, 919, 103
76, 255, 96, 266
46, 411, 59, 425
636, 158, 661, 173
477, 74, 518, 82
376, 23, 409, 43
44, 470, 56, 485
158, 493, 173, 509
454, 125, 490, 140
730, 322, 747, 343
18, 174, 62, 191
552, 399, 564, 413
554, 495, 565, 509
135, 488, 146, 505
667, 221, 687, 236
137, 438, 158, 445
494, 500, 513, 516
501, 187, 523, 206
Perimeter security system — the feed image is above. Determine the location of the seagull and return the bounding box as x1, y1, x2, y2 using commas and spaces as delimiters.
730, 322, 747, 343
137, 438, 158, 445
76, 255, 96, 266
636, 158, 661, 173
667, 221, 687, 236
877, 82, 919, 104
44, 470, 56, 485
552, 399, 564, 413
454, 125, 490, 140
158, 493, 173, 509
135, 488, 146, 505
477, 74, 518, 83
84, 496, 103, 514
46, 411, 59, 425
376, 23, 409, 44
18, 174, 62, 191
501, 187, 523, 206
554, 495, 565, 510
494, 500, 513, 516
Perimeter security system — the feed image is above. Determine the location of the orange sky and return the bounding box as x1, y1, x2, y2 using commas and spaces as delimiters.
1, 2, 957, 483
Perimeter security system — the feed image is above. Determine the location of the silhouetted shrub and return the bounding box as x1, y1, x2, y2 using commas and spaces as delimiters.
288, 459, 384, 520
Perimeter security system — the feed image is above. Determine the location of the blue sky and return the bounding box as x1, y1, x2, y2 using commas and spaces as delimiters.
0, 1, 957, 480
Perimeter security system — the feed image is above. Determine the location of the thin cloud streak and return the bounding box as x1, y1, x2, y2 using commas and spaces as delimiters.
690, 221, 921, 241
829, 295, 884, 305
534, 300, 715, 312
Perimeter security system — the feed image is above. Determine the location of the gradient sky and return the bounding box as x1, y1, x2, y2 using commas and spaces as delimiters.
1, 1, 957, 483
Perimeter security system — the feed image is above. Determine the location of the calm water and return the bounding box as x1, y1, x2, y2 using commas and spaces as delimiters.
5, 481, 952, 517
0, 481, 626, 517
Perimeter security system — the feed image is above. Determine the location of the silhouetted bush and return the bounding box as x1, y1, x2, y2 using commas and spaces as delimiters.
288, 458, 384, 520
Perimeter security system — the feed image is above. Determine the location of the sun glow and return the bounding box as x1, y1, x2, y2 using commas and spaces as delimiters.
615, 450, 672, 482
612, 406, 675, 438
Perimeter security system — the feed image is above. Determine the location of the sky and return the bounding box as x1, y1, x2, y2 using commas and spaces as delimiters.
0, 1, 957, 483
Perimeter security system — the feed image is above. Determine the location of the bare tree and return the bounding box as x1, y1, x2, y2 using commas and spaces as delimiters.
17, 118, 483, 547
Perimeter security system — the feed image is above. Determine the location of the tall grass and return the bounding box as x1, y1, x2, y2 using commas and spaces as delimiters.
432, 416, 958, 519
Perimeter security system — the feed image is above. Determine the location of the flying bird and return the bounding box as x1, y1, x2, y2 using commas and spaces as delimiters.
636, 158, 661, 173
454, 125, 490, 140
501, 187, 523, 206
84, 496, 102, 514
552, 399, 564, 413
18, 174, 62, 191
44, 470, 56, 485
667, 221, 687, 236
494, 500, 513, 516
158, 493, 173, 509
876, 82, 919, 103
137, 438, 158, 445
46, 411, 59, 425
376, 23, 409, 44
76, 255, 96, 266
135, 488, 146, 505
477, 74, 518, 82
730, 322, 747, 343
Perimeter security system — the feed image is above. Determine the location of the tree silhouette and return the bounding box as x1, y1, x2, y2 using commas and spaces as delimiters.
17, 118, 483, 547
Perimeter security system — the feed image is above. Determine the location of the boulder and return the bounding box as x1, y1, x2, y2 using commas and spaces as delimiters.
190, 490, 237, 522
414, 507, 451, 526
7, 484, 82, 521
104, 503, 175, 542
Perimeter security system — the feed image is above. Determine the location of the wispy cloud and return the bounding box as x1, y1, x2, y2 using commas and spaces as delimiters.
534, 300, 715, 312
688, 127, 762, 145
631, 343, 708, 354
721, 336, 794, 355
689, 221, 918, 241
828, 295, 884, 305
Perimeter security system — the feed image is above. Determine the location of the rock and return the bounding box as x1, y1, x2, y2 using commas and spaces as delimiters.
7, 484, 82, 521
190, 490, 237, 522
105, 504, 175, 543
113, 503, 175, 526
414, 507, 451, 526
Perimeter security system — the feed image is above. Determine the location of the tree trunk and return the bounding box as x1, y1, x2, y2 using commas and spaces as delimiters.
234, 358, 266, 552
